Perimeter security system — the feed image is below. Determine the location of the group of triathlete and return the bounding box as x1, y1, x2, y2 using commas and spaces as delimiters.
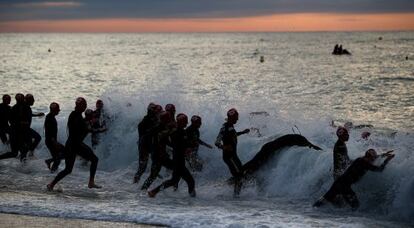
0, 94, 395, 210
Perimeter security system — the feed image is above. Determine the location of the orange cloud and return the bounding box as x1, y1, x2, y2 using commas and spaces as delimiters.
13, 1, 82, 8
0, 13, 413, 32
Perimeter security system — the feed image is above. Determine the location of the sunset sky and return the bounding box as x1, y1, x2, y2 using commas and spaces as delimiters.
0, 0, 413, 32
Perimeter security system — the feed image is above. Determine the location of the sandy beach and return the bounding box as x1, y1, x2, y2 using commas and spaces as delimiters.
0, 213, 162, 228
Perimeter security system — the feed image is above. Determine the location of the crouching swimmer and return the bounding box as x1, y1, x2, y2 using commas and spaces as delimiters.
148, 113, 196, 197
313, 149, 395, 209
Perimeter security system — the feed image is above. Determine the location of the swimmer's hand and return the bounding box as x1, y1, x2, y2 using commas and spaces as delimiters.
381, 150, 394, 157
215, 142, 223, 149
241, 129, 250, 134
310, 144, 322, 151
33, 112, 45, 117
384, 154, 395, 163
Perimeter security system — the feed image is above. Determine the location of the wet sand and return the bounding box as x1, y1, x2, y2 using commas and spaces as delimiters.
0, 213, 163, 228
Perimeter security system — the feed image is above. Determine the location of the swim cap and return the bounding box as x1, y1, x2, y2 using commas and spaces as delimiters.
75, 97, 86, 106
96, 99, 104, 108
154, 104, 163, 114
85, 109, 94, 117
336, 126, 348, 137
25, 94, 34, 102
361, 131, 371, 140
49, 102, 60, 111
191, 115, 201, 124
15, 93, 25, 103
365, 149, 377, 158
176, 113, 188, 126
165, 104, 176, 113
2, 94, 11, 103
147, 102, 156, 111
227, 108, 238, 118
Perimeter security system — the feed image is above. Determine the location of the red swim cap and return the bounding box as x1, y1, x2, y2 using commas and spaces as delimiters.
154, 104, 163, 113
191, 115, 201, 124
365, 149, 377, 158
165, 104, 176, 113
76, 97, 86, 106
176, 113, 188, 126
227, 108, 238, 118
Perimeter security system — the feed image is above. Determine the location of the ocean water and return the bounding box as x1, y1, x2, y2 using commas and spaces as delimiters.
0, 32, 413, 227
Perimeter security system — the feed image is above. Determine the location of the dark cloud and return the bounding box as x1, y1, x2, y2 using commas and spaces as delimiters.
0, 0, 413, 21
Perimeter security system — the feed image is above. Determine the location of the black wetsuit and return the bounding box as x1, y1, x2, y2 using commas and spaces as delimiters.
25, 106, 41, 152
50, 111, 98, 185
322, 157, 388, 209
0, 102, 31, 160
44, 113, 64, 171
216, 122, 244, 195
0, 103, 11, 144
333, 140, 351, 179
141, 124, 174, 190
150, 128, 195, 195
91, 109, 106, 147
185, 125, 203, 171
134, 114, 158, 182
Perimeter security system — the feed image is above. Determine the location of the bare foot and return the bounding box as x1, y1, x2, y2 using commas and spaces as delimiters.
46, 184, 54, 191
133, 176, 139, 184
148, 190, 157, 198
88, 183, 102, 189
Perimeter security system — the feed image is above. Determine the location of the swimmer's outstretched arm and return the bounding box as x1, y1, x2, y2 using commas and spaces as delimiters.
199, 139, 213, 149
237, 129, 250, 136
309, 144, 322, 151
32, 112, 45, 117
380, 150, 394, 157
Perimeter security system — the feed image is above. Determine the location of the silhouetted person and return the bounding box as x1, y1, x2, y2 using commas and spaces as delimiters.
134, 103, 158, 184
0, 93, 31, 161
215, 108, 250, 197
44, 102, 65, 172
332, 44, 339, 55
91, 99, 107, 148
25, 94, 44, 157
148, 113, 196, 198
165, 103, 177, 130
141, 111, 174, 191
313, 149, 394, 210
47, 97, 101, 191
0, 94, 11, 145
333, 126, 351, 179
185, 115, 213, 171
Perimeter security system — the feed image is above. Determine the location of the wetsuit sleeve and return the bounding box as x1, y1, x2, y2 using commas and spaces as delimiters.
199, 139, 209, 147
215, 125, 225, 148
364, 160, 386, 172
